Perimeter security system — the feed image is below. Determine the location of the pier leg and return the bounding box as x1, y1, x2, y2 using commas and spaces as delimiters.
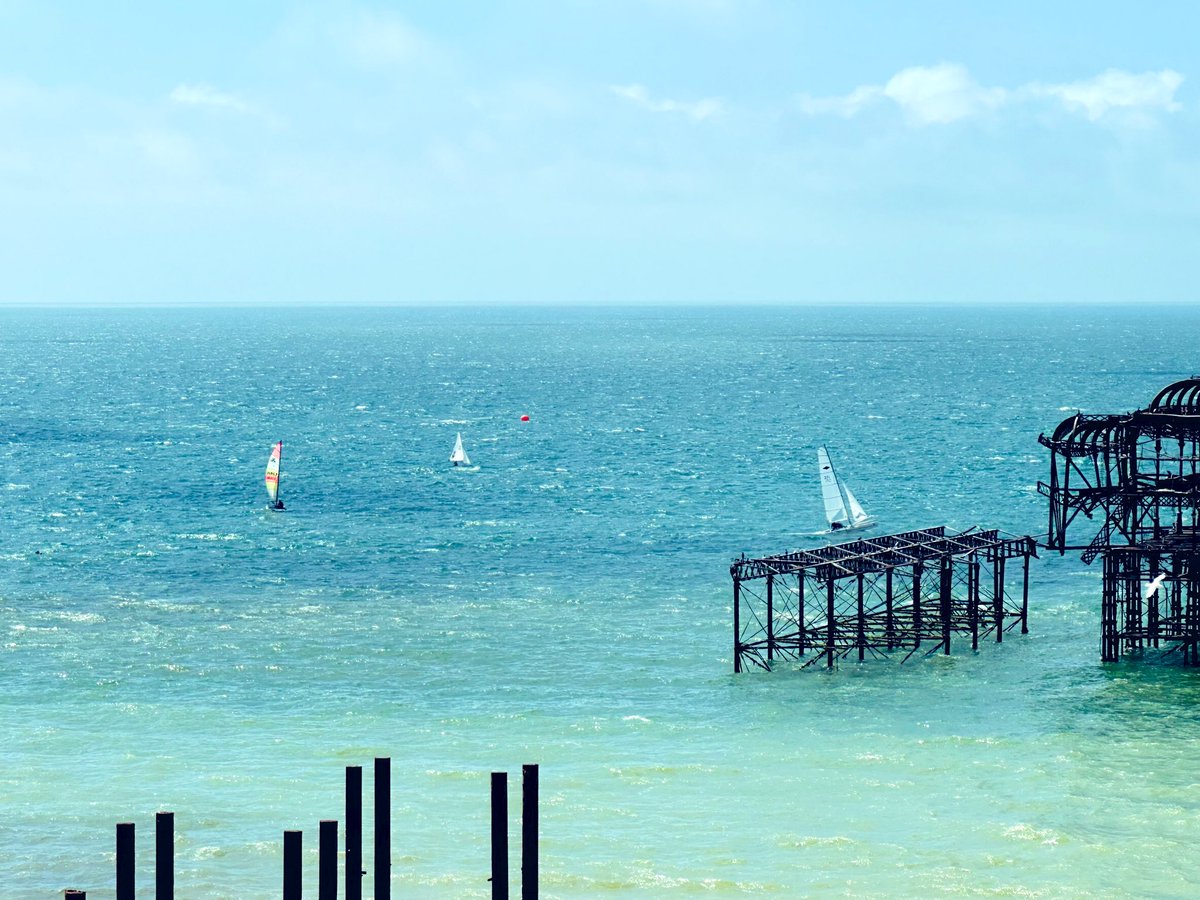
375, 757, 391, 900
797, 573, 806, 654
319, 819, 338, 900
283, 830, 302, 900
522, 764, 538, 900
826, 578, 836, 669
1021, 551, 1030, 635
940, 558, 953, 655
491, 771, 510, 900
969, 556, 979, 652
732, 579, 742, 673
993, 557, 1004, 643
885, 569, 894, 651
912, 564, 923, 651
766, 574, 774, 666
156, 811, 174, 899
347, 766, 363, 900
1101, 553, 1118, 662
116, 822, 134, 900
856, 574, 865, 662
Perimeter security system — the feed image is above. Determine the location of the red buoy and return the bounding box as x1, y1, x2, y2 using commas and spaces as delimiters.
520, 414, 530, 422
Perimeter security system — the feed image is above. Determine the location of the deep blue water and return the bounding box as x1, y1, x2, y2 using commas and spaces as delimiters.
3, 305, 1200, 897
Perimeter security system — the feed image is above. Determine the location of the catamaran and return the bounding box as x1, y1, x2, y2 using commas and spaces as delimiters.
818, 445, 874, 533
265, 440, 285, 510
450, 432, 470, 467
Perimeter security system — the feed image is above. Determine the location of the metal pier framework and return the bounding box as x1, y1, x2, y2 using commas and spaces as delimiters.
730, 527, 1036, 671
1040, 377, 1200, 664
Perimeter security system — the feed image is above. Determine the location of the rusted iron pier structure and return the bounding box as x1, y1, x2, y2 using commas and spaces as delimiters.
1040, 377, 1200, 664
730, 526, 1036, 671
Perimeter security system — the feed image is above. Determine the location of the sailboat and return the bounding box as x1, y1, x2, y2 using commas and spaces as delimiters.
265, 440, 285, 510
450, 432, 471, 467
818, 445, 874, 534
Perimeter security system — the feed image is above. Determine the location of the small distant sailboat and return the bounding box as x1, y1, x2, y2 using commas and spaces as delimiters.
265, 440, 285, 510
818, 445, 874, 534
450, 432, 471, 467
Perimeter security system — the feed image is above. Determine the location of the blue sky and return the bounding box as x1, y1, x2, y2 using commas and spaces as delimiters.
0, 1, 1197, 305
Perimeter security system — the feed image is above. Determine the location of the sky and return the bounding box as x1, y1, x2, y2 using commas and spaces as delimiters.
0, 0, 1197, 306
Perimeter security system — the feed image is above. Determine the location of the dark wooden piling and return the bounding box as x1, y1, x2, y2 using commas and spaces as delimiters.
375, 756, 391, 900
522, 764, 538, 900
491, 771, 509, 899
319, 819, 338, 899
283, 830, 302, 900
156, 811, 174, 899
346, 765, 363, 900
65, 891, 86, 899
115, 822, 134, 900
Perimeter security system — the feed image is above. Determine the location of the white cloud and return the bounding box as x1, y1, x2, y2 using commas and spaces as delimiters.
882, 64, 1006, 125
170, 84, 251, 114
1030, 69, 1183, 121
799, 65, 1183, 126
611, 83, 722, 121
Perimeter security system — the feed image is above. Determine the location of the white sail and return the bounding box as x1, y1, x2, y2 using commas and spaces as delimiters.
842, 482, 870, 526
818, 445, 874, 532
265, 441, 282, 505
450, 432, 470, 466
818, 446, 850, 526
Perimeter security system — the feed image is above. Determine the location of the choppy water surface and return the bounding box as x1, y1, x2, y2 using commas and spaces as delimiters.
4, 305, 1200, 897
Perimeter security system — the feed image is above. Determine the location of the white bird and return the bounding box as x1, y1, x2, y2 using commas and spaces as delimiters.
1144, 573, 1168, 600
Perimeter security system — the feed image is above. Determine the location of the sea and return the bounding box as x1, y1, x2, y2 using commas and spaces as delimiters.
3, 304, 1200, 898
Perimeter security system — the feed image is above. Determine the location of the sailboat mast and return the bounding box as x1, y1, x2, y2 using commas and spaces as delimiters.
276, 441, 283, 505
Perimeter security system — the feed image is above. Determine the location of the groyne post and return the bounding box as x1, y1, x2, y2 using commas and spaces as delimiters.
156, 811, 173, 898
115, 822, 134, 900
375, 756, 391, 900
283, 829, 302, 900
319, 819, 337, 899
346, 765, 363, 900
522, 763, 538, 900
491, 771, 509, 899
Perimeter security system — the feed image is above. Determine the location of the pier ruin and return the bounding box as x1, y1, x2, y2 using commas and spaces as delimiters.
730, 526, 1036, 671
1040, 377, 1200, 664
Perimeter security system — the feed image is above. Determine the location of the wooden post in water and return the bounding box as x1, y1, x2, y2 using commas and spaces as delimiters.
115, 822, 134, 900
283, 830, 302, 900
912, 563, 923, 650
1021, 549, 1030, 634
156, 811, 174, 899
491, 771, 509, 899
522, 764, 538, 900
375, 757, 391, 900
993, 556, 1005, 642
346, 765, 363, 900
319, 819, 338, 899
65, 891, 86, 899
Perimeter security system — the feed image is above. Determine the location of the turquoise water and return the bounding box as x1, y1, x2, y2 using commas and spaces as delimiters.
4, 305, 1200, 897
